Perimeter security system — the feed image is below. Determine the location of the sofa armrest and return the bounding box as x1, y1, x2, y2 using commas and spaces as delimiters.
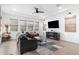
20, 38, 38, 54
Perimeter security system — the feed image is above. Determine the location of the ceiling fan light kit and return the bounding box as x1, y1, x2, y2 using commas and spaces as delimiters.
34, 7, 44, 13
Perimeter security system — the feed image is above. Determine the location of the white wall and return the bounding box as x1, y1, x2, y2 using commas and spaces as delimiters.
46, 9, 79, 44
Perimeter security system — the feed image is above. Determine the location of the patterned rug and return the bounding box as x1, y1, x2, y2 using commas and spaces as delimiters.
40, 42, 59, 51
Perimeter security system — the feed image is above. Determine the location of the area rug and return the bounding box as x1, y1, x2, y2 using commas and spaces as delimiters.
41, 42, 63, 51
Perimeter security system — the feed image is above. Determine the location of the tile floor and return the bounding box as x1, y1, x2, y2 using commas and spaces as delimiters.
0, 39, 18, 55
0, 39, 79, 55
24, 39, 79, 55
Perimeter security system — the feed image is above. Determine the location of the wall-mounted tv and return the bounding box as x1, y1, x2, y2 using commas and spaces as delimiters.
48, 20, 59, 28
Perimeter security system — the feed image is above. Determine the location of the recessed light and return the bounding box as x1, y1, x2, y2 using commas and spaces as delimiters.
56, 4, 62, 10
12, 8, 17, 11
58, 6, 62, 9
58, 8, 69, 12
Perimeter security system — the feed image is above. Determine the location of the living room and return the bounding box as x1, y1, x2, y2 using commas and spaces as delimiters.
0, 4, 79, 55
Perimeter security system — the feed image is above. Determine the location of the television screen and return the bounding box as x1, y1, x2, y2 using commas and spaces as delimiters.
48, 20, 59, 28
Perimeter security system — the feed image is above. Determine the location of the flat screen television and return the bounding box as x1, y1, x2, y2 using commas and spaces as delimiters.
48, 20, 59, 28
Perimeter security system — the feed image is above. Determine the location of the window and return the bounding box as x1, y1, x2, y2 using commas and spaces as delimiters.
20, 20, 26, 31
10, 19, 18, 31
65, 13, 76, 32
10, 25, 18, 31
28, 21, 33, 31
34, 22, 39, 31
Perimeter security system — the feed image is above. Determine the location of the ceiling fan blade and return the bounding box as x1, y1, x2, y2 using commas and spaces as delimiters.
34, 7, 44, 13
38, 11, 44, 13
34, 7, 38, 13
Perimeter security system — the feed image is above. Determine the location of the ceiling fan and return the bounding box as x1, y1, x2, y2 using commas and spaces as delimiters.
33, 7, 44, 13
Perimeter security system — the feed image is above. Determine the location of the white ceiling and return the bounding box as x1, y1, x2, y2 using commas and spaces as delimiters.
1, 4, 79, 19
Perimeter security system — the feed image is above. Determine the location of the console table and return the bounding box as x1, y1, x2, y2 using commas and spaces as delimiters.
46, 32, 60, 40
